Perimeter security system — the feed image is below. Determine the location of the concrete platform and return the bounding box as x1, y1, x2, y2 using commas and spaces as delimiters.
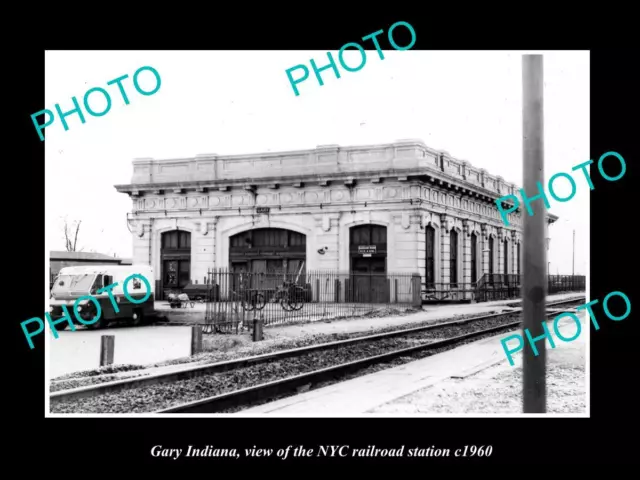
237, 308, 587, 416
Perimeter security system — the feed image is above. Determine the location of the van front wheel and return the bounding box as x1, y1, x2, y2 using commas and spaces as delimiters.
132, 309, 143, 327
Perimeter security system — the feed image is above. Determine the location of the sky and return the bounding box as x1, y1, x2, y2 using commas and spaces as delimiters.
44, 50, 589, 275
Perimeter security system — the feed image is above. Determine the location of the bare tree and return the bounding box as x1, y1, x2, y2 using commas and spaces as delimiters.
62, 217, 83, 252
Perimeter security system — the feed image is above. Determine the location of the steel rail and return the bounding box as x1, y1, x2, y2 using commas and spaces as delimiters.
157, 301, 581, 413
50, 296, 583, 404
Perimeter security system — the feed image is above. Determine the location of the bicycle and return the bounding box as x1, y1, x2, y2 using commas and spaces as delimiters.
237, 289, 266, 311
271, 281, 306, 311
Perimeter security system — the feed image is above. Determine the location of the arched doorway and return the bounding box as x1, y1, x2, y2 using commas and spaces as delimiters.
161, 230, 191, 297
348, 224, 389, 302
229, 228, 307, 291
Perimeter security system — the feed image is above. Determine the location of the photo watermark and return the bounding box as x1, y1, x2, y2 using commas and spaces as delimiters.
23, 273, 152, 349
285, 21, 417, 97
31, 66, 162, 141
495, 151, 626, 227
500, 290, 631, 366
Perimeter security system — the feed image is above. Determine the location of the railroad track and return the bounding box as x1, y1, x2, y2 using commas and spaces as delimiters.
50, 296, 584, 414
158, 297, 583, 414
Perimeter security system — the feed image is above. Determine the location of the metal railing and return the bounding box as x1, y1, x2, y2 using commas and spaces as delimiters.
548, 274, 585, 294
421, 283, 476, 302
475, 273, 586, 302
197, 268, 422, 334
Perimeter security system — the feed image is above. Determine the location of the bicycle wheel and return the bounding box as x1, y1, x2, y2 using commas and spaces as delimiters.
254, 293, 266, 310
286, 299, 302, 311
290, 298, 304, 311
288, 287, 305, 311
242, 295, 255, 311
280, 296, 293, 311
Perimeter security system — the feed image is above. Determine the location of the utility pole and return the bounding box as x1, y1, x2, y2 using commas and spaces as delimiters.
522, 54, 546, 413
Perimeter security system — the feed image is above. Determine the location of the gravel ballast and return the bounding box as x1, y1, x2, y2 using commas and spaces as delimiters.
49, 310, 504, 392
51, 313, 522, 414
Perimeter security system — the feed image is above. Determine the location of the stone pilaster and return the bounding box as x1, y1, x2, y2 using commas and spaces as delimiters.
132, 219, 152, 266
481, 225, 490, 277
192, 218, 217, 283
315, 214, 340, 271
315, 213, 340, 302
417, 215, 426, 288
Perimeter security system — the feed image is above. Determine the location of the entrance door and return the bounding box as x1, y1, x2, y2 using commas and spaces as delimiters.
350, 257, 389, 303
161, 230, 191, 299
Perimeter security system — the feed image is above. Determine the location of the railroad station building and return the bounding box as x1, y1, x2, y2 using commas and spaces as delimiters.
114, 139, 557, 300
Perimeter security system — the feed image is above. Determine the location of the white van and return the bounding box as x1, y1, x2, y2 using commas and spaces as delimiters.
49, 264, 155, 329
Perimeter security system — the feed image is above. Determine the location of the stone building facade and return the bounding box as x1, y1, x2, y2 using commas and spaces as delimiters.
114, 139, 557, 300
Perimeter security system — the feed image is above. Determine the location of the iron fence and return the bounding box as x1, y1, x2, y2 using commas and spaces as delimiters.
548, 274, 585, 294
475, 273, 586, 302
198, 268, 421, 333
421, 283, 476, 302
155, 269, 585, 335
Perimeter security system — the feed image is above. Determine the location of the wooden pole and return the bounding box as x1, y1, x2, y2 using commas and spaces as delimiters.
522, 54, 547, 413
191, 325, 202, 356
100, 335, 115, 367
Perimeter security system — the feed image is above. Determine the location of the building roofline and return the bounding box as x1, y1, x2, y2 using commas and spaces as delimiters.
116, 140, 559, 223
122, 139, 521, 189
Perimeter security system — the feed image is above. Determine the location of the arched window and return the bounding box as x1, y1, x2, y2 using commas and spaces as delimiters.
503, 239, 509, 275
425, 226, 435, 289
489, 236, 494, 275
450, 229, 458, 286
229, 228, 306, 274
470, 233, 477, 283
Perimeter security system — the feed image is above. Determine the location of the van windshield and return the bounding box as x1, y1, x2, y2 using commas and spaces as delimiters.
52, 274, 97, 296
